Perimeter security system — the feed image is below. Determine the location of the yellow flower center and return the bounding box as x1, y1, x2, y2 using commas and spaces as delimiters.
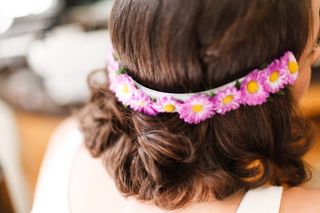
288, 61, 299, 74
163, 104, 175, 112
247, 81, 259, 94
269, 71, 279, 83
139, 101, 146, 106
121, 85, 130, 94
192, 104, 204, 113
222, 95, 234, 105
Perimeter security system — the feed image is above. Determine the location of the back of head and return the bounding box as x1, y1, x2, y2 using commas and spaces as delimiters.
80, 0, 314, 210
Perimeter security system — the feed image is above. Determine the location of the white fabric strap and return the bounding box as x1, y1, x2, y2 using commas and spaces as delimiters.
236, 186, 283, 213
134, 77, 245, 101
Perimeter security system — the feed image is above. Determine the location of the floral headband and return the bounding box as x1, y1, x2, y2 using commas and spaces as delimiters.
107, 51, 299, 124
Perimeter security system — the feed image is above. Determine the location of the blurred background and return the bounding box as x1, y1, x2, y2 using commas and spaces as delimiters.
0, 0, 320, 213
0, 0, 113, 212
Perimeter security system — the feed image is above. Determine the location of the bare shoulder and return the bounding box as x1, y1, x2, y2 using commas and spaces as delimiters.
280, 187, 320, 213
68, 136, 129, 213
32, 117, 84, 212
49, 117, 80, 144
36, 116, 82, 180
43, 116, 82, 157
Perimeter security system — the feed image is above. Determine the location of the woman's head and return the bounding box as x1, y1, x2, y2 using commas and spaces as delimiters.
80, 0, 318, 210
110, 0, 318, 94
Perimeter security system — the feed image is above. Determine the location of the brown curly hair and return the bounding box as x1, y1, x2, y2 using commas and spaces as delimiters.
79, 0, 315, 210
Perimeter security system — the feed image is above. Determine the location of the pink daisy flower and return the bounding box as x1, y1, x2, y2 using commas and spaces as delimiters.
155, 96, 181, 113
107, 52, 119, 72
107, 60, 120, 81
110, 74, 136, 105
177, 94, 215, 124
240, 70, 269, 106
129, 89, 158, 115
106, 49, 120, 81
282, 51, 299, 85
261, 59, 288, 93
107, 58, 119, 72
214, 86, 241, 115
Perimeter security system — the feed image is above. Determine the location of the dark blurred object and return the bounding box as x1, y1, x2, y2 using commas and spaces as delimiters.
66, 0, 113, 29
312, 65, 320, 83
65, 0, 101, 7
0, 177, 15, 213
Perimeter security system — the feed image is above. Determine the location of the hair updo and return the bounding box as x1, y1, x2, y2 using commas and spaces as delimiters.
80, 0, 315, 210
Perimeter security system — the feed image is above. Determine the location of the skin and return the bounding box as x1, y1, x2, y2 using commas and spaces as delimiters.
33, 0, 320, 212
295, 0, 320, 100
